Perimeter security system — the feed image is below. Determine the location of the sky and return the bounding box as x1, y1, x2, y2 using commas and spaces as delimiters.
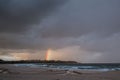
0, 0, 120, 63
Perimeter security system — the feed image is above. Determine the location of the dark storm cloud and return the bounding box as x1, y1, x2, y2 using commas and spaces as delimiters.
0, 0, 67, 33
0, 0, 68, 49
38, 0, 120, 52
0, 0, 120, 50
34, 0, 120, 63
0, 0, 120, 63
40, 0, 120, 38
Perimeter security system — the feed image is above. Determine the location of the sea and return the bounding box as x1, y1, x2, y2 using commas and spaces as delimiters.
14, 63, 120, 72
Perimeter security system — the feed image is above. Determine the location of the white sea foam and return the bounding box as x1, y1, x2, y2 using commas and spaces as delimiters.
14, 64, 120, 72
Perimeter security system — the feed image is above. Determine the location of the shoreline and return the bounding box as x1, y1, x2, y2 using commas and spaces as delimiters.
0, 64, 120, 80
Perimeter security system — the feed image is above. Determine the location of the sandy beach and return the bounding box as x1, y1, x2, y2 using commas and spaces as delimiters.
0, 64, 120, 80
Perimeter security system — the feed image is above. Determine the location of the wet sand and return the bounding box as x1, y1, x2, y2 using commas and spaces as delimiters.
0, 64, 120, 80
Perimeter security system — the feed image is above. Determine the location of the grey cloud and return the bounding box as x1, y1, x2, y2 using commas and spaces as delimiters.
40, 0, 120, 38
0, 0, 120, 50
0, 0, 67, 33
0, 0, 120, 63
0, 0, 68, 49
35, 0, 120, 63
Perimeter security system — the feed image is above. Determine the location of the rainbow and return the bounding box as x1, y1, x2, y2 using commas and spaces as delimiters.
45, 49, 51, 60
